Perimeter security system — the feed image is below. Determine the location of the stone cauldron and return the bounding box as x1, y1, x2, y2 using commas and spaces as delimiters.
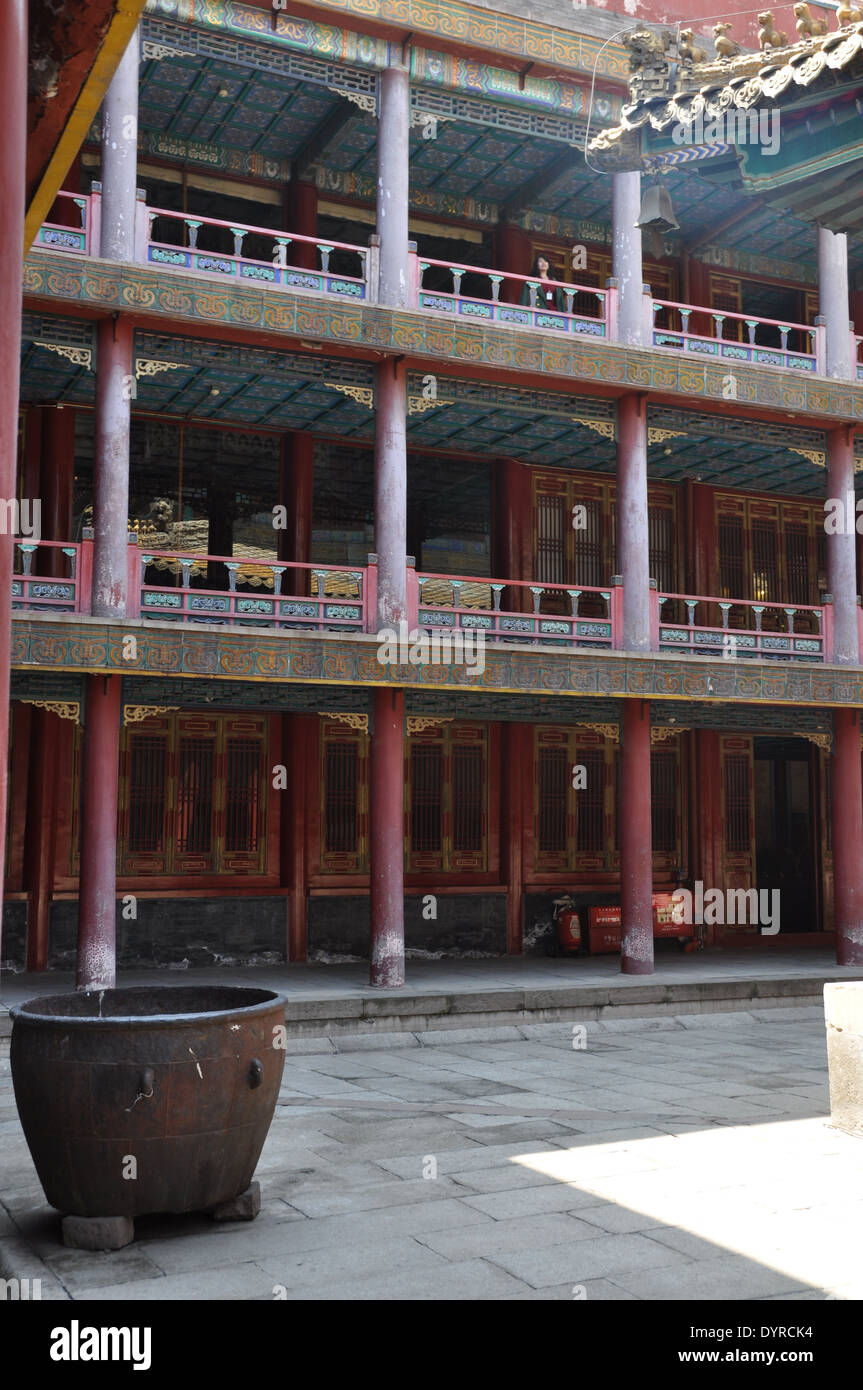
10, 985, 286, 1249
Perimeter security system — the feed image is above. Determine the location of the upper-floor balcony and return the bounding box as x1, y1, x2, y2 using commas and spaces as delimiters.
34, 190, 845, 380
10, 537, 848, 666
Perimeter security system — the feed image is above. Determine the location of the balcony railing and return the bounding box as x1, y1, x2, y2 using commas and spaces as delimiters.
9, 540, 846, 665
33, 190, 848, 377
34, 191, 92, 255
417, 259, 608, 338
655, 591, 829, 662
651, 300, 818, 373
146, 207, 368, 300
11, 540, 82, 613
415, 572, 618, 648
139, 550, 370, 632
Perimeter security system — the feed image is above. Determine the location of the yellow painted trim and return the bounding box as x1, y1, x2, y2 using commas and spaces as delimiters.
24, 0, 148, 255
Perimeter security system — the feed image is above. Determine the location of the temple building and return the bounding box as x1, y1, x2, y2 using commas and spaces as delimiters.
5, 0, 863, 986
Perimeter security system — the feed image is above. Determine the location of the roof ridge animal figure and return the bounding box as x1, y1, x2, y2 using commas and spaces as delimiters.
679, 28, 707, 64
758, 11, 788, 47
712, 22, 740, 59
794, 3, 828, 38
836, 1, 863, 24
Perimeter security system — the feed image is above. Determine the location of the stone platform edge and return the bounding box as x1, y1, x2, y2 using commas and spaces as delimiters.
0, 973, 836, 1054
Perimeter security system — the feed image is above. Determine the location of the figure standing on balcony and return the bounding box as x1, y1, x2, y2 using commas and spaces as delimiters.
520, 255, 567, 312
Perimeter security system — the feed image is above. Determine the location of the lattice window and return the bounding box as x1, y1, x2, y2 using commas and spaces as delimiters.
324, 740, 359, 856
225, 737, 264, 853
716, 495, 822, 622
319, 721, 487, 875
452, 743, 483, 854
532, 473, 679, 598
177, 736, 214, 862
535, 728, 680, 874
117, 714, 269, 877
320, 722, 368, 873
752, 521, 779, 604
710, 273, 743, 341
407, 724, 488, 872
537, 742, 568, 855
410, 743, 443, 857
718, 515, 745, 600
724, 754, 752, 854
785, 523, 811, 607
574, 497, 605, 588
127, 735, 168, 856
650, 749, 678, 855
576, 747, 605, 854
648, 504, 674, 593
536, 493, 566, 585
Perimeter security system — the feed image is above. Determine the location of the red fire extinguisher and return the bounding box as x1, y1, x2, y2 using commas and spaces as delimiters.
552, 894, 583, 954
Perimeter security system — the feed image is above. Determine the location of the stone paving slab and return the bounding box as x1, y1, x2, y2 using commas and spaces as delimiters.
0, 1009, 860, 1301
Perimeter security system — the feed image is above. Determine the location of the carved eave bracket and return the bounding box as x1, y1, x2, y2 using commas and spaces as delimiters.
123, 704, 179, 726
20, 699, 81, 723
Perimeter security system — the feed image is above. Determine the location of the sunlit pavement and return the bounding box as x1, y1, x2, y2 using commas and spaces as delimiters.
1, 1006, 862, 1300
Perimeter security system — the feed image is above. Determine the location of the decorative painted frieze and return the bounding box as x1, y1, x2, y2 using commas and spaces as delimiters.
13, 618, 863, 709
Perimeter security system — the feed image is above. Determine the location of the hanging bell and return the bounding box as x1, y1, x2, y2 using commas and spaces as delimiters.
635, 182, 679, 234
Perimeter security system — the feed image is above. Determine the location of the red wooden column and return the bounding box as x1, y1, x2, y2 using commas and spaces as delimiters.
827, 424, 859, 665
287, 179, 317, 270
24, 712, 61, 971
0, 0, 26, 963
77, 32, 139, 990
493, 457, 530, 577
689, 482, 717, 597
24, 406, 77, 967
40, 406, 76, 573
494, 221, 531, 304
832, 709, 863, 965
22, 409, 43, 501
278, 431, 314, 566
621, 699, 654, 974
370, 688, 405, 987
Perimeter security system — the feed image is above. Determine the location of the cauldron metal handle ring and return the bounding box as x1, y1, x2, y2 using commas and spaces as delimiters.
248, 1058, 263, 1089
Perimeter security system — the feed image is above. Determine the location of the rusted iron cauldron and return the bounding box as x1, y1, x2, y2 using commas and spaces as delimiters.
10, 986, 286, 1240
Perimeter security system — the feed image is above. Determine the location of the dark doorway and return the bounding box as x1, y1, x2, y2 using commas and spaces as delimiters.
753, 738, 816, 933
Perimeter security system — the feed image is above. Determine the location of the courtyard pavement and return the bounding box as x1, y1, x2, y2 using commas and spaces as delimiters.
2, 1004, 862, 1300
